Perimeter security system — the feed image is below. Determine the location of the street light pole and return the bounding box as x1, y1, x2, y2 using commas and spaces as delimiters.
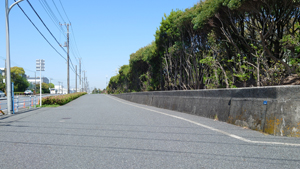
5, 0, 24, 115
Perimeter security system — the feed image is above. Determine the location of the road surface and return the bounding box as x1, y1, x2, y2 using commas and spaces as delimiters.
0, 94, 299, 168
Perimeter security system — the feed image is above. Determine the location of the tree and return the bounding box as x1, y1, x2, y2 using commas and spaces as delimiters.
107, 0, 300, 93
10, 67, 29, 92
92, 88, 102, 94
36, 83, 50, 94
48, 83, 55, 88
0, 74, 5, 92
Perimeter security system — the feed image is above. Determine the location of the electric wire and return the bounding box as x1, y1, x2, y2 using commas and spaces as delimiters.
39, 0, 60, 25
47, 0, 80, 64
51, 0, 67, 27
15, 0, 80, 79
70, 26, 82, 61
38, 0, 67, 38
26, 0, 67, 55
43, 0, 67, 30
59, 0, 82, 61
27, 0, 78, 76
58, 0, 71, 23
69, 27, 81, 61
14, 0, 67, 63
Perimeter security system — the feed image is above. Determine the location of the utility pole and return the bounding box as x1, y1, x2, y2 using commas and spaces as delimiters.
75, 65, 77, 93
61, 23, 70, 94
66, 23, 70, 94
83, 70, 86, 92
6, 0, 24, 114
79, 58, 81, 92
85, 77, 88, 93
82, 77, 84, 92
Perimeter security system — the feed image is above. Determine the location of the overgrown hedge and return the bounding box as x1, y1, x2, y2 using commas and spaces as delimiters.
108, 0, 300, 93
41, 92, 87, 105
14, 92, 25, 95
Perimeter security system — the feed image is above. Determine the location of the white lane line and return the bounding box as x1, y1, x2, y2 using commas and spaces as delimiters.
107, 95, 300, 147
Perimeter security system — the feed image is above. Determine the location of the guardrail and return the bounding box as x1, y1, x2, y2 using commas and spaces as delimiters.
0, 96, 40, 114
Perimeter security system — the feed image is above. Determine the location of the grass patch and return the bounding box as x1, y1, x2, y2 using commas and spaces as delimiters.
36, 104, 60, 108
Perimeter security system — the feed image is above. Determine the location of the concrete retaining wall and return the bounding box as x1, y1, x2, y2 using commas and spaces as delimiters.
114, 85, 300, 137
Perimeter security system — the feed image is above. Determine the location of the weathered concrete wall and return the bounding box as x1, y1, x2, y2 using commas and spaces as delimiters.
114, 86, 300, 137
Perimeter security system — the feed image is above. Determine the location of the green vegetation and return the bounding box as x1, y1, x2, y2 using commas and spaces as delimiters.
35, 83, 53, 94
92, 88, 106, 94
11, 67, 30, 92
36, 104, 60, 108
108, 0, 300, 94
14, 92, 25, 95
0, 66, 33, 93
41, 92, 87, 105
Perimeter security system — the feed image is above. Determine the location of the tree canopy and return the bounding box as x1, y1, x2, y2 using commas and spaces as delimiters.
11, 67, 29, 92
107, 0, 300, 94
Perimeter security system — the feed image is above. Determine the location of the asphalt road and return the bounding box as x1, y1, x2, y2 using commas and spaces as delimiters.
0, 94, 299, 169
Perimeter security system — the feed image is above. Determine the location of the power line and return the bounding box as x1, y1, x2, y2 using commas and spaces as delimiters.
40, 0, 78, 71
15, 0, 79, 79
58, 0, 71, 22
14, 0, 67, 62
26, 0, 67, 55
59, 0, 82, 61
48, 0, 80, 64
39, 0, 60, 25
68, 40, 79, 64
38, 0, 66, 38
27, 0, 78, 76
70, 29, 81, 62
51, 0, 67, 27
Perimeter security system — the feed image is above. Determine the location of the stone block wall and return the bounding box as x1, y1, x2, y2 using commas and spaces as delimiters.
114, 86, 300, 137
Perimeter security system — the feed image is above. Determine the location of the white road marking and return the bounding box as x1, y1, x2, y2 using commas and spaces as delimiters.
107, 95, 300, 147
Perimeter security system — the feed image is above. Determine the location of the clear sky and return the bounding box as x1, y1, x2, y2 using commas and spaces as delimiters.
0, 0, 199, 91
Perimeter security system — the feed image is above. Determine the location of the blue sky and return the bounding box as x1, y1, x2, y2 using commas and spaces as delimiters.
0, 0, 199, 90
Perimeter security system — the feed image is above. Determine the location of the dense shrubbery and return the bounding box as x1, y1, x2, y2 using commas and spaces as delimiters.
41, 92, 87, 105
108, 0, 300, 94
14, 92, 24, 95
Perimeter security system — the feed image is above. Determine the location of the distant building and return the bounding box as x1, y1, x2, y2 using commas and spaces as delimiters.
54, 85, 78, 94
0, 68, 5, 77
27, 76, 49, 84
55, 85, 67, 94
